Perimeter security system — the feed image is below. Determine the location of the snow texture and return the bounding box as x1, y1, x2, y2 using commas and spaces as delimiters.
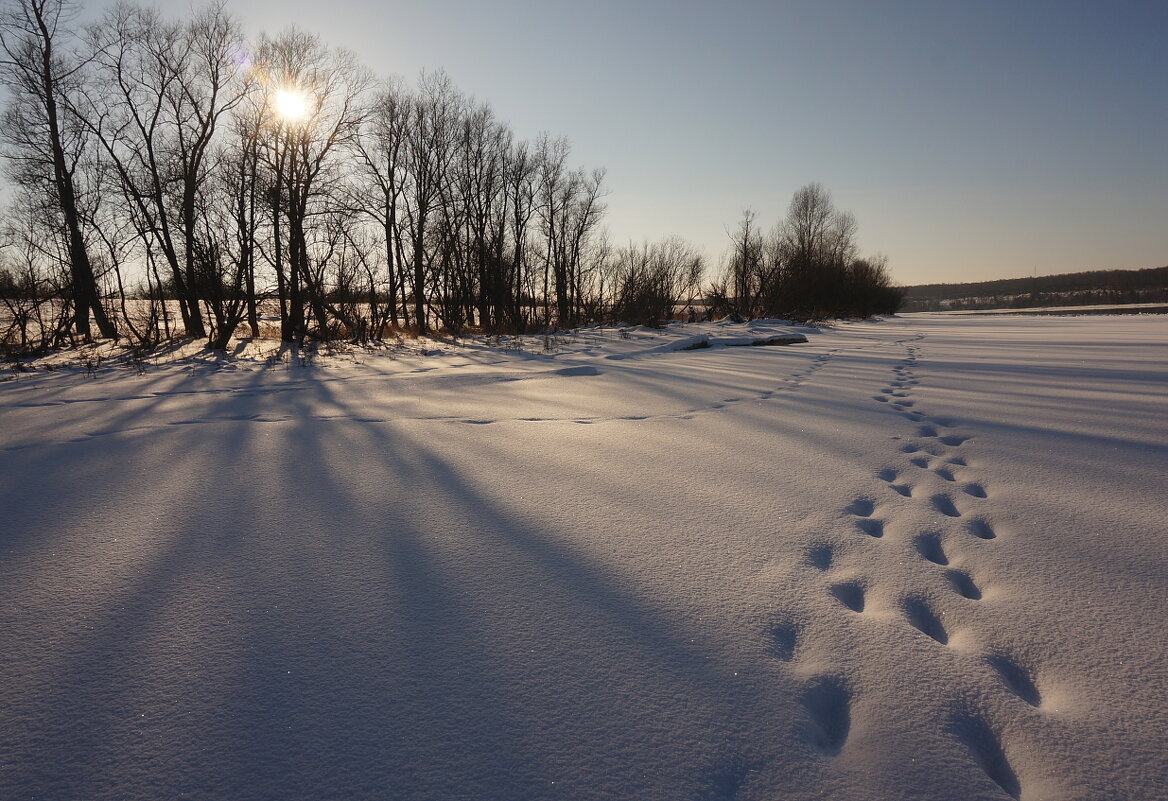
1, 314, 1165, 801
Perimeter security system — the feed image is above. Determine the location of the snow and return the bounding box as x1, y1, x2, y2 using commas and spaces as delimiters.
0, 314, 1165, 801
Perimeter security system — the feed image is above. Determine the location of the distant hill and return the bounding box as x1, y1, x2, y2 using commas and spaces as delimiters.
900, 266, 1168, 311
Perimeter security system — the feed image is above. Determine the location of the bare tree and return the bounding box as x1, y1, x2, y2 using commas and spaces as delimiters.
609, 237, 704, 326
400, 70, 460, 333
82, 1, 248, 340
713, 184, 900, 320
0, 0, 115, 339
0, 189, 76, 352
354, 76, 412, 329
502, 139, 538, 331
254, 27, 371, 342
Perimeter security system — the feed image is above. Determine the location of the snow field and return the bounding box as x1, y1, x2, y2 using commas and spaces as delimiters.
0, 314, 1165, 800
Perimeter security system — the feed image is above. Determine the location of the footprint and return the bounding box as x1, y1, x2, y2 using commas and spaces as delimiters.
847, 498, 876, 517
855, 518, 884, 538
938, 434, 971, 446
873, 395, 890, 403
949, 713, 1021, 799
945, 569, 982, 600
934, 467, 956, 482
932, 495, 962, 518
966, 518, 997, 540
914, 533, 948, 566
807, 544, 835, 571
829, 582, 866, 613
906, 441, 943, 456
770, 621, 802, 662
877, 468, 899, 483
701, 752, 755, 801
947, 456, 968, 467
889, 483, 913, 498
917, 425, 938, 437
986, 654, 1042, 708
903, 596, 948, 644
963, 483, 988, 499
909, 456, 930, 469
800, 677, 852, 756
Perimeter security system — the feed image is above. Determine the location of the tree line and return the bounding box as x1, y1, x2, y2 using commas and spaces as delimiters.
0, 0, 901, 355
710, 184, 902, 320
900, 265, 1168, 311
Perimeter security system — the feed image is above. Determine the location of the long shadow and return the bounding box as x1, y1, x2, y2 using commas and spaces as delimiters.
0, 361, 799, 801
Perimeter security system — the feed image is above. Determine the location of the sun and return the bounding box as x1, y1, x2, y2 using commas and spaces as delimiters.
272, 87, 310, 123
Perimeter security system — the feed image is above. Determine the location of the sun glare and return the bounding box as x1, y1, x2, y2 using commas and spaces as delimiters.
272, 88, 309, 123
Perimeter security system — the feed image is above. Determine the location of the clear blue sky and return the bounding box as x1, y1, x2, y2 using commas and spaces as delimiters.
147, 1, 1168, 284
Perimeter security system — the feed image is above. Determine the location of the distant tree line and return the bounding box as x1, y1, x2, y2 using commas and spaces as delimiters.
708, 184, 902, 320
901, 266, 1168, 312
0, 0, 901, 354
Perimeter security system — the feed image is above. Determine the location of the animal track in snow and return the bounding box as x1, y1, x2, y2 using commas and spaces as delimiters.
909, 456, 930, 469
914, 533, 949, 566
829, 582, 866, 613
847, 498, 876, 517
966, 518, 998, 540
855, 518, 885, 538
938, 434, 971, 446
701, 753, 755, 801
934, 466, 957, 482
986, 654, 1042, 707
877, 469, 913, 497
945, 569, 982, 600
963, 482, 988, 498
902, 596, 949, 645
770, 621, 802, 662
807, 544, 835, 571
900, 441, 944, 456
800, 676, 852, 756
949, 713, 1021, 799
931, 494, 962, 518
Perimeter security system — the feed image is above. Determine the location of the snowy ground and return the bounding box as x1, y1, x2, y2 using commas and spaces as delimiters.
1, 314, 1165, 801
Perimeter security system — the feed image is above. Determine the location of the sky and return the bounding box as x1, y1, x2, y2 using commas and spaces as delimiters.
94, 1, 1168, 284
